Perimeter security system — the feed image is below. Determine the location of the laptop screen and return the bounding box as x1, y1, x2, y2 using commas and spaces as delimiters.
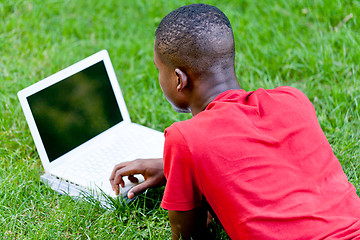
27, 60, 123, 162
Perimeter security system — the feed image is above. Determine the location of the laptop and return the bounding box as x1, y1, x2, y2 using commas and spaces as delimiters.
17, 50, 164, 205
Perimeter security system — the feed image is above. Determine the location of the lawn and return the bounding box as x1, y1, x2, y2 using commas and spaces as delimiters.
0, 0, 359, 239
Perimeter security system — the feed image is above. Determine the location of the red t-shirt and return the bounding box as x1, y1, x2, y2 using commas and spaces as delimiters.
161, 87, 360, 239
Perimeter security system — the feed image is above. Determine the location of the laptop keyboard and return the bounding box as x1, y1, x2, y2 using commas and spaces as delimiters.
52, 123, 164, 193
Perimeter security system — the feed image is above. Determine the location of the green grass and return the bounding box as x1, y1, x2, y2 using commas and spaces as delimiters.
1, 0, 359, 239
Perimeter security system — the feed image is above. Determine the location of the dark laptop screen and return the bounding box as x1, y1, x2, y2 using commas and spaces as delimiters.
27, 60, 123, 162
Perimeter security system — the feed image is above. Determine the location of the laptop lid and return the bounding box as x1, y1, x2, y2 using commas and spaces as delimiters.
18, 50, 131, 171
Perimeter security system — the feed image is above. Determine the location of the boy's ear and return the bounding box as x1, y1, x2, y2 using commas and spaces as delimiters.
175, 68, 188, 92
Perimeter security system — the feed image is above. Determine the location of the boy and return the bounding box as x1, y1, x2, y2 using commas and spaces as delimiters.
110, 4, 360, 239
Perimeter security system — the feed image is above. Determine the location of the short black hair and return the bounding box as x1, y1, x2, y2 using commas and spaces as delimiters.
155, 4, 235, 74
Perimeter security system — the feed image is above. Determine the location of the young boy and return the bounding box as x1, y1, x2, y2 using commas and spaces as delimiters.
110, 4, 360, 239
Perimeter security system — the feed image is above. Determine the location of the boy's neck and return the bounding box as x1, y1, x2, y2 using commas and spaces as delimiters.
189, 68, 240, 116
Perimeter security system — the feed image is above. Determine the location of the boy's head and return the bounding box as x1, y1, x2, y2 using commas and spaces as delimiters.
154, 4, 238, 114
155, 3, 235, 75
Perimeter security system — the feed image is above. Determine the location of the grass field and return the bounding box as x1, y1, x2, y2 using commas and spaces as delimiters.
1, 0, 359, 239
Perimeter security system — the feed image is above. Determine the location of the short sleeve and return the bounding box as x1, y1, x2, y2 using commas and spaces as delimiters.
160, 124, 203, 211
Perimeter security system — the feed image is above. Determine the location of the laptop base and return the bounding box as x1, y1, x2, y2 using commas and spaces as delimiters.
40, 173, 132, 209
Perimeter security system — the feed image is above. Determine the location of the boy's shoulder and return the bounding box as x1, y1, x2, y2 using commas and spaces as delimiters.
271, 86, 309, 99
167, 85, 312, 131
167, 86, 310, 129
209, 86, 309, 105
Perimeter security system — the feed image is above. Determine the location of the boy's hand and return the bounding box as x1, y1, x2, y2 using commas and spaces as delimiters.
109, 158, 166, 199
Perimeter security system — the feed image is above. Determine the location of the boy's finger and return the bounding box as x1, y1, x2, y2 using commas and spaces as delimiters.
127, 180, 153, 199
113, 164, 144, 187
114, 184, 120, 195
110, 162, 130, 179
111, 169, 125, 188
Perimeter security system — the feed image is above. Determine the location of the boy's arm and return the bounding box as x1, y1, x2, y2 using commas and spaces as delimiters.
168, 207, 213, 240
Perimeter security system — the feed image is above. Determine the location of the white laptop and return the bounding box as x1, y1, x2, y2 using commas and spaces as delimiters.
18, 50, 164, 205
